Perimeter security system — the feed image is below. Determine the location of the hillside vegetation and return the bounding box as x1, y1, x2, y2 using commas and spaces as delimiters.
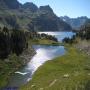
0, 27, 58, 89
20, 19, 90, 90
0, 0, 72, 31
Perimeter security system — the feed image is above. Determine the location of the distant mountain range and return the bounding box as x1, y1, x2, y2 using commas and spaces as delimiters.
60, 16, 88, 30
0, 0, 72, 31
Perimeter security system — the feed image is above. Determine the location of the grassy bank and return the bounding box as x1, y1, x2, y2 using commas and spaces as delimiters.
20, 45, 90, 90
29, 39, 61, 46
0, 39, 57, 89
0, 54, 23, 88
0, 45, 35, 89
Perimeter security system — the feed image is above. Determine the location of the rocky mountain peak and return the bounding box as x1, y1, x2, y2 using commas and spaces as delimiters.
22, 2, 38, 12
39, 5, 53, 12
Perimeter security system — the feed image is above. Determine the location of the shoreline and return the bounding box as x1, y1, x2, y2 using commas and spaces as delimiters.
20, 45, 90, 90
0, 39, 59, 89
0, 45, 36, 89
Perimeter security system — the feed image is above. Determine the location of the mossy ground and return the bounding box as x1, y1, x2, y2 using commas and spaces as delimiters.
20, 45, 90, 90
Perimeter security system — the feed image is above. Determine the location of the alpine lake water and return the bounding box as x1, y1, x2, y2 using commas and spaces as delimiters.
8, 31, 75, 88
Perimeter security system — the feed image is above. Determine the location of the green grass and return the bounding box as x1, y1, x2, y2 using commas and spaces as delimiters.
20, 46, 90, 90
29, 39, 61, 46
0, 38, 57, 89
0, 54, 23, 89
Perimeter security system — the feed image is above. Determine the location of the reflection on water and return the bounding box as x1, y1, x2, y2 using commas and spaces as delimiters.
27, 45, 65, 74
38, 32, 75, 42
8, 45, 65, 87
8, 32, 75, 87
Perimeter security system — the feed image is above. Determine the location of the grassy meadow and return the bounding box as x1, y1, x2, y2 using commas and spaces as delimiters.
20, 45, 90, 90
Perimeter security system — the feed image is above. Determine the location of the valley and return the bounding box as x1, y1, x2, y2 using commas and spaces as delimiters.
0, 0, 90, 90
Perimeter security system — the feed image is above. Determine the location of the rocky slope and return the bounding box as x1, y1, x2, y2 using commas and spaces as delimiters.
60, 16, 88, 30
0, 0, 72, 31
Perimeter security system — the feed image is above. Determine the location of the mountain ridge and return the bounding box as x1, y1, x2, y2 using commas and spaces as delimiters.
0, 0, 72, 31
0, 0, 21, 9
60, 16, 88, 30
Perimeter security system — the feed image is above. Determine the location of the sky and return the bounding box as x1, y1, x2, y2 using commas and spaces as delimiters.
18, 0, 90, 18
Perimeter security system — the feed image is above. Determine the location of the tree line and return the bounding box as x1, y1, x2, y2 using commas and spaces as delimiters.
0, 27, 27, 59
62, 35, 76, 44
62, 23, 90, 44
26, 31, 58, 42
76, 24, 90, 40
0, 27, 58, 59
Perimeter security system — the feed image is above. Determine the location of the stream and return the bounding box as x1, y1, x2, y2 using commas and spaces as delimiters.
8, 31, 75, 88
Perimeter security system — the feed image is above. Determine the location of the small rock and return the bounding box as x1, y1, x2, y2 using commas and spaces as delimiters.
39, 88, 44, 90
63, 74, 69, 78
80, 49, 82, 51
31, 85, 35, 88
49, 79, 57, 87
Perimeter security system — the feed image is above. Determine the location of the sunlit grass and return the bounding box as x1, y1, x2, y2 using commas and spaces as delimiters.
29, 39, 61, 45
20, 46, 90, 90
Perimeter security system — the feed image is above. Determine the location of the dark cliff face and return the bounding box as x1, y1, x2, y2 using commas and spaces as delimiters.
22, 2, 38, 12
39, 5, 53, 13
31, 10, 72, 31
0, 0, 21, 9
0, 0, 72, 31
